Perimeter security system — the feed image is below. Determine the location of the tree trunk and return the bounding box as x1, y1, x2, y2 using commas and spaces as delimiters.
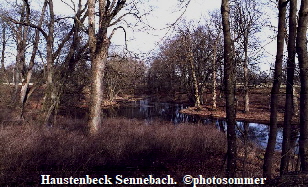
212, 40, 217, 110
43, 0, 56, 126
280, 0, 296, 175
14, 2, 28, 103
183, 31, 201, 109
88, 0, 99, 133
88, 0, 109, 134
20, 1, 47, 118
87, 0, 126, 133
263, 0, 287, 178
243, 30, 249, 113
297, 0, 308, 171
89, 50, 107, 133
221, 0, 237, 178
188, 40, 200, 109
1, 23, 8, 83
293, 86, 299, 116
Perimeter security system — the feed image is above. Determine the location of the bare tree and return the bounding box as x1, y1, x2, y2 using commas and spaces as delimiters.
182, 29, 201, 109
280, 0, 297, 175
20, 1, 47, 118
4, 0, 86, 123
207, 11, 222, 110
13, 1, 29, 104
88, 0, 127, 133
263, 0, 287, 178
0, 21, 8, 83
231, 0, 262, 113
221, 0, 237, 177
297, 0, 308, 171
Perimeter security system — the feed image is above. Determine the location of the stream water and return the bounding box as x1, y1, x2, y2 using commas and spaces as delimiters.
103, 98, 285, 150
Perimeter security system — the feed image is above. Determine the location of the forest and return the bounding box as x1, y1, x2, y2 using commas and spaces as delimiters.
0, 0, 308, 186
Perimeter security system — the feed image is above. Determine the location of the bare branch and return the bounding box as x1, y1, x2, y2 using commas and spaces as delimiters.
109, 12, 140, 27
60, 0, 76, 12
6, 17, 48, 39
108, 26, 127, 49
109, 0, 126, 20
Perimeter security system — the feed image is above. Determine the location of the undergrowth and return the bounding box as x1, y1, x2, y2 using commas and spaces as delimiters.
0, 118, 227, 186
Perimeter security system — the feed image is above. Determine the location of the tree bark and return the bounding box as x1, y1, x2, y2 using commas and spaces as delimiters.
263, 0, 287, 178
297, 0, 308, 171
212, 39, 218, 110
243, 29, 249, 113
187, 32, 201, 109
88, 0, 126, 134
88, 0, 100, 133
221, 0, 237, 178
14, 2, 28, 103
43, 0, 57, 126
1, 23, 8, 83
280, 0, 296, 175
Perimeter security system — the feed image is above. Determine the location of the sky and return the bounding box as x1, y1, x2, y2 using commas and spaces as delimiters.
0, 0, 277, 72
49, 0, 223, 59
116, 0, 222, 56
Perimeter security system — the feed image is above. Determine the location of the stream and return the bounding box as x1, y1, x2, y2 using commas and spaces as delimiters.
103, 98, 286, 150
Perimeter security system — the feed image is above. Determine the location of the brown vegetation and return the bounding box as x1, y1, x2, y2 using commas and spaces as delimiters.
0, 118, 230, 186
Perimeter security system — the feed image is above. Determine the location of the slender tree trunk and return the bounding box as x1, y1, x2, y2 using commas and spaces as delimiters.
183, 31, 201, 109
263, 0, 287, 178
212, 40, 217, 110
221, 0, 237, 178
293, 87, 299, 116
43, 0, 56, 125
243, 30, 249, 113
20, 2, 47, 118
297, 0, 308, 171
188, 37, 200, 109
1, 23, 8, 83
14, 3, 28, 103
280, 0, 296, 175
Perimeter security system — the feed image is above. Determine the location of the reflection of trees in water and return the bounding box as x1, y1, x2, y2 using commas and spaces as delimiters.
286, 128, 300, 172
104, 99, 193, 123
104, 99, 285, 150
218, 121, 225, 133
235, 122, 283, 150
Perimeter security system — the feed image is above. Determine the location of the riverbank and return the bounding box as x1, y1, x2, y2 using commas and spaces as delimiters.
180, 88, 299, 125
180, 106, 286, 125
101, 94, 149, 108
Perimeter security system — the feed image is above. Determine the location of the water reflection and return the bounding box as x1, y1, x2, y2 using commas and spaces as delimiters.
103, 99, 197, 123
103, 99, 283, 150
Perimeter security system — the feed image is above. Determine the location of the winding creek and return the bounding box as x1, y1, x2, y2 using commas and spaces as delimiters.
103, 98, 287, 150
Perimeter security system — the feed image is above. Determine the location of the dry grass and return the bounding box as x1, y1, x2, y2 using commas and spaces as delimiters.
0, 118, 227, 186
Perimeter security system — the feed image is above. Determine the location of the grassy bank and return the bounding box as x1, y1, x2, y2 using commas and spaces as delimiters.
0, 118, 229, 186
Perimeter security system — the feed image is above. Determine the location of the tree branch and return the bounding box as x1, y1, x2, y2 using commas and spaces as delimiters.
108, 26, 127, 49
6, 17, 48, 40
